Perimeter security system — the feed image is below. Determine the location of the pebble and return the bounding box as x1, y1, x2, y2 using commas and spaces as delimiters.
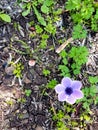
3, 47, 9, 53
35, 126, 44, 130
11, 128, 17, 130
5, 66, 15, 75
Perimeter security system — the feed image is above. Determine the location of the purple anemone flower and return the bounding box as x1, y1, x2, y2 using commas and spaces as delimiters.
55, 77, 84, 104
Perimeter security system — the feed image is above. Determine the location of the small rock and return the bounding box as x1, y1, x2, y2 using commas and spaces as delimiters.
23, 76, 32, 84
5, 66, 15, 75
3, 47, 9, 53
22, 119, 28, 124
22, 113, 29, 119
35, 126, 43, 130
11, 128, 17, 130
23, 110, 27, 114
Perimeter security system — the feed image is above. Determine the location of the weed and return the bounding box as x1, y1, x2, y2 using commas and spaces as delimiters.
58, 46, 88, 77
65, 0, 98, 39
25, 89, 32, 97
42, 69, 50, 76
77, 76, 98, 110
46, 79, 58, 89
12, 62, 24, 78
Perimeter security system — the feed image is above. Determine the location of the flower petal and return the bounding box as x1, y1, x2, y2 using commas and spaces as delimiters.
61, 77, 72, 88
66, 95, 76, 104
71, 81, 82, 90
72, 90, 84, 99
55, 84, 65, 94
58, 92, 66, 102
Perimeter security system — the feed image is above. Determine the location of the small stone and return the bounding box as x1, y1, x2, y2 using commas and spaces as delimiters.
3, 47, 9, 53
11, 128, 17, 130
23, 110, 27, 114
5, 66, 15, 75
22, 119, 28, 124
22, 113, 29, 119
23, 76, 32, 84
35, 126, 43, 130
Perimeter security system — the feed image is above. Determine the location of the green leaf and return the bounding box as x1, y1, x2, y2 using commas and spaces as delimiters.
73, 69, 80, 75
33, 6, 46, 26
44, 23, 56, 35
89, 85, 97, 95
72, 24, 87, 39
81, 4, 94, 20
95, 9, 98, 19
22, 9, 30, 16
66, 0, 81, 10
62, 58, 68, 65
46, 79, 57, 89
89, 76, 98, 84
42, 69, 50, 76
59, 50, 67, 58
35, 25, 43, 33
38, 0, 44, 3
25, 89, 32, 97
0, 14, 11, 22
41, 4, 49, 14
44, 0, 54, 7
83, 102, 90, 110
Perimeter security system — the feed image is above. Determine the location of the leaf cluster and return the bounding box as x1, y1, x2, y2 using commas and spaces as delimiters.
46, 79, 57, 89
42, 69, 50, 76
66, 0, 98, 39
58, 46, 88, 77
25, 89, 32, 97
77, 76, 98, 110
13, 62, 24, 78
20, 0, 54, 26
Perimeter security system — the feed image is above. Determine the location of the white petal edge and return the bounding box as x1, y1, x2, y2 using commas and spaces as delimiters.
55, 84, 65, 94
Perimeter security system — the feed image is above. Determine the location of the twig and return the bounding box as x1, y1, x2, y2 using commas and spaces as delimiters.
56, 37, 73, 54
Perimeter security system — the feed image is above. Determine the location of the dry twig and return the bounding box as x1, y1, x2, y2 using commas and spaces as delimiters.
56, 37, 73, 53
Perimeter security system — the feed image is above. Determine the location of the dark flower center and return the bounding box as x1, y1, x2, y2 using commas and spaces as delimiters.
65, 87, 73, 95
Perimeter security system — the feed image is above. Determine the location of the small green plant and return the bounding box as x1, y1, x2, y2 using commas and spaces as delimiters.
25, 89, 32, 97
58, 46, 88, 77
18, 97, 26, 103
46, 79, 57, 89
44, 22, 56, 35
42, 69, 50, 76
0, 11, 11, 23
72, 24, 87, 39
39, 33, 49, 49
77, 76, 98, 110
52, 99, 92, 129
13, 62, 24, 78
65, 0, 98, 39
16, 40, 32, 55
52, 104, 82, 130
35, 25, 43, 34
6, 99, 14, 106
19, 0, 54, 26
